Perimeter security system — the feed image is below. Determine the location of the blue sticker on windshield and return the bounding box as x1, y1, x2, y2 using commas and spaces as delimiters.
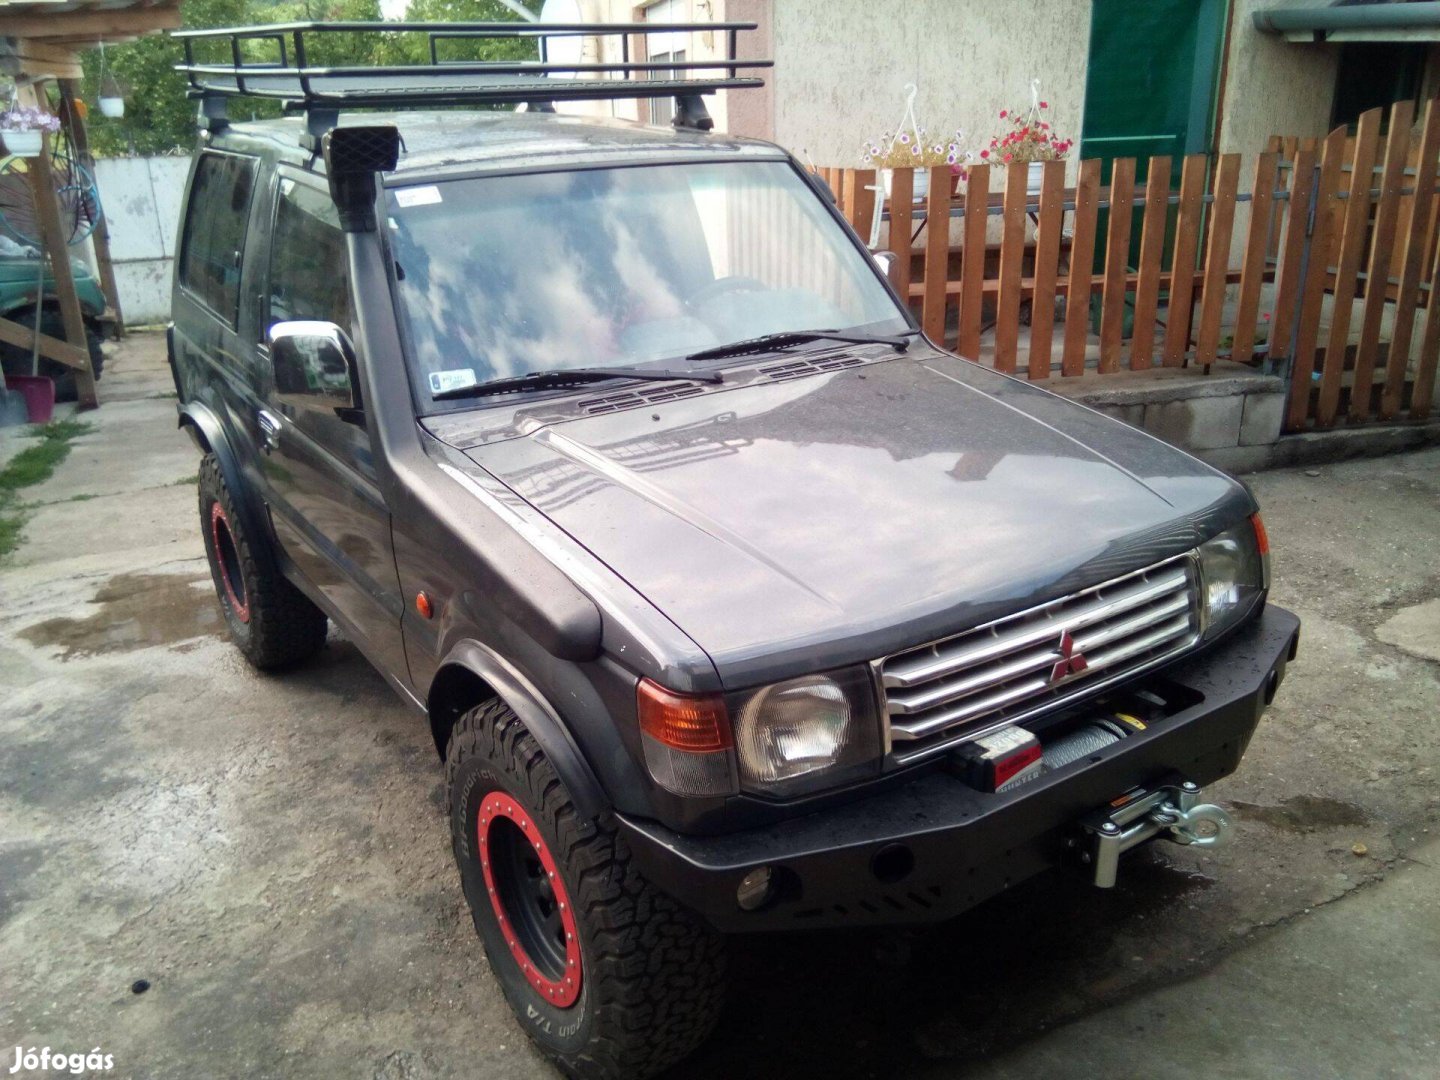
429, 369, 477, 394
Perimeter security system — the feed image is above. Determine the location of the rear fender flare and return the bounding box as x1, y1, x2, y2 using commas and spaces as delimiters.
179, 400, 281, 579
430, 639, 608, 824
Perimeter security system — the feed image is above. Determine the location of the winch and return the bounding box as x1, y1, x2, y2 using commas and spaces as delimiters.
1076, 779, 1232, 888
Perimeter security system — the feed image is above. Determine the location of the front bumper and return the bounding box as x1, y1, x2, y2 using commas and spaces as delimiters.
617, 605, 1300, 932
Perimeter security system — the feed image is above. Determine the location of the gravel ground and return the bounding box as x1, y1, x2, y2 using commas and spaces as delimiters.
2, 333, 1436, 1079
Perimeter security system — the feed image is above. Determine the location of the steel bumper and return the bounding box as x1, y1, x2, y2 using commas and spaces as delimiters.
617, 605, 1300, 932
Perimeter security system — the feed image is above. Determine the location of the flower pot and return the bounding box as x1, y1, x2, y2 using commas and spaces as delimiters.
2, 130, 43, 157
1027, 161, 1045, 195
5, 375, 56, 424
99, 96, 125, 119
881, 168, 929, 203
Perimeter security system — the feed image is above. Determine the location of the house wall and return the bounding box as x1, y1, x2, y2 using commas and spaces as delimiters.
770, 0, 1091, 173
1217, 0, 1340, 154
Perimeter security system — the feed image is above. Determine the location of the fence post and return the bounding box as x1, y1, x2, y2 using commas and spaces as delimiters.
1382, 97, 1440, 418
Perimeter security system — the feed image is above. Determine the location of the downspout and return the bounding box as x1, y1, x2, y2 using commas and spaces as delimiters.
1254, 2, 1440, 37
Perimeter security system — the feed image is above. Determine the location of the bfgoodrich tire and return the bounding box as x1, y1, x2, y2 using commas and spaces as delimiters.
447, 699, 727, 1079
198, 453, 327, 669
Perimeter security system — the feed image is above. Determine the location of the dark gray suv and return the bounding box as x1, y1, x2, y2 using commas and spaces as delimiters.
167, 21, 1299, 1079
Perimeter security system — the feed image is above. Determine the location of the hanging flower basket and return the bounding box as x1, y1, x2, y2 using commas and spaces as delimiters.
980, 81, 1074, 193
862, 84, 970, 204
1, 106, 60, 158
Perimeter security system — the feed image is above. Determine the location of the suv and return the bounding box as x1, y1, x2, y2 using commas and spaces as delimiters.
168, 22, 1299, 1080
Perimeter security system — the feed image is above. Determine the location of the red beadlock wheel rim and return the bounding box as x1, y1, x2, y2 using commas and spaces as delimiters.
210, 501, 250, 623
478, 793, 582, 1008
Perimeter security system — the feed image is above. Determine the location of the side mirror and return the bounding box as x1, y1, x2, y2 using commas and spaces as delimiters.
871, 250, 901, 287
268, 320, 361, 416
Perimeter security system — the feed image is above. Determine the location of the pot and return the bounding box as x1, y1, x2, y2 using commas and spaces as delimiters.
99, 96, 126, 119
1027, 160, 1045, 195
881, 167, 930, 203
2, 129, 43, 157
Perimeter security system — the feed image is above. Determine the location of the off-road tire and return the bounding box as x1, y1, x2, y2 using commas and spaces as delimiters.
0, 306, 104, 402
198, 453, 327, 669
447, 699, 727, 1079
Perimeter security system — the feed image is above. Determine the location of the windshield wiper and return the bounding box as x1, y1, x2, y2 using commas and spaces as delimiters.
432, 366, 721, 402
685, 328, 916, 363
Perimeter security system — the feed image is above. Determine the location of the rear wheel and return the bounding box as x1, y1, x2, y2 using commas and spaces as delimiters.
447, 699, 727, 1079
198, 453, 327, 669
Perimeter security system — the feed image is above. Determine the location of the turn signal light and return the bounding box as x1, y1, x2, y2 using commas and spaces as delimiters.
1250, 513, 1270, 556
637, 679, 732, 752
636, 679, 738, 797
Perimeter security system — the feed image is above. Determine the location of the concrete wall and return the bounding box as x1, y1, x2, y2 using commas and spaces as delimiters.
92, 156, 189, 327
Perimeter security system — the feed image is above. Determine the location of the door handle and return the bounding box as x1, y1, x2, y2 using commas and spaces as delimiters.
258, 409, 281, 453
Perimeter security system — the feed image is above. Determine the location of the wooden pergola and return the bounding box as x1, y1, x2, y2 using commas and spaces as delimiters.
1, 0, 181, 408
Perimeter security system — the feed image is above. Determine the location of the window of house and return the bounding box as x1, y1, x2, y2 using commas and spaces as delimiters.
1332, 42, 1427, 131
178, 152, 257, 326
648, 50, 686, 126
266, 178, 352, 337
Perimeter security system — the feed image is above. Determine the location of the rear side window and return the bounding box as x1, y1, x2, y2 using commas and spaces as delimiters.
266, 178, 352, 335
178, 152, 257, 326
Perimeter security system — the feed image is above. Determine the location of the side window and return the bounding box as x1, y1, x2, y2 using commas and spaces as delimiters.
178, 152, 257, 326
266, 178, 352, 337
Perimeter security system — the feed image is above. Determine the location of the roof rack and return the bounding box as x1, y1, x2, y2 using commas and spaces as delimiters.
173, 21, 771, 133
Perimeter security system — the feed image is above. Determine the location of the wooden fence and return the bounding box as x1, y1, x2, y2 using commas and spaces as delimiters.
817, 97, 1440, 433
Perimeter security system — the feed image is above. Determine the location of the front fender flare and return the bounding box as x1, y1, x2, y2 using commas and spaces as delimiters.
433, 640, 608, 823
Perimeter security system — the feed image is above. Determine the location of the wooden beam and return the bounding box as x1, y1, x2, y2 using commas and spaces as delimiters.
31, 132, 98, 407
2, 5, 181, 40
0, 315, 90, 372
14, 56, 84, 79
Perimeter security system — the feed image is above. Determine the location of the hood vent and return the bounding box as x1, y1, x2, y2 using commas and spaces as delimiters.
759, 353, 865, 381
577, 381, 708, 415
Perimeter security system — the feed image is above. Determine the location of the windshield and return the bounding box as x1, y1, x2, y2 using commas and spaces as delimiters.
386, 161, 909, 409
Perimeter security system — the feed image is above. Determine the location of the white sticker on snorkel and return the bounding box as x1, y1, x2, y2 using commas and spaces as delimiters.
396, 185, 442, 208
429, 369, 477, 394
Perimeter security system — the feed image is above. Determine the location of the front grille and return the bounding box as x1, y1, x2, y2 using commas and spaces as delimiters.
881, 555, 1201, 763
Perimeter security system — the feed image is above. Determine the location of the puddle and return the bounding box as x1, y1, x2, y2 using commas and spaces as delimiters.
19, 572, 223, 660
1231, 794, 1368, 832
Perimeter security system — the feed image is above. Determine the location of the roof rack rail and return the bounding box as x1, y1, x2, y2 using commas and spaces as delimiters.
173, 21, 771, 134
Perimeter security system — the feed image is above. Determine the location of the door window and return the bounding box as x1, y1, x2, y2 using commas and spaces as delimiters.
178, 152, 258, 326
267, 178, 353, 336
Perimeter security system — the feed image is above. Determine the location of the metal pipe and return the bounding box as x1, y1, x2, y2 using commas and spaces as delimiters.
1254, 2, 1440, 34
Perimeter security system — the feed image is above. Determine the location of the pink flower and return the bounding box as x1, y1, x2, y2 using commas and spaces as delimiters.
1002, 152, 1013, 163
1263, 312, 1272, 321
999, 110, 1008, 118
980, 149, 990, 159
1040, 101, 1048, 108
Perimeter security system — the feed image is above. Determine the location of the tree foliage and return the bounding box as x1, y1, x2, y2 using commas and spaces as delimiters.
78, 0, 539, 156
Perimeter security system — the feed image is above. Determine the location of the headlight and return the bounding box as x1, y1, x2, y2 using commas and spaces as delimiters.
1197, 514, 1269, 639
730, 667, 881, 798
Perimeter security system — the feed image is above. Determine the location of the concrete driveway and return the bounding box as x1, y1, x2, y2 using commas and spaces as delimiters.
2, 334, 1437, 1079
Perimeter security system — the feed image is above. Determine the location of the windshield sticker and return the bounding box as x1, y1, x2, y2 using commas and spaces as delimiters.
396, 185, 443, 208
429, 368, 477, 394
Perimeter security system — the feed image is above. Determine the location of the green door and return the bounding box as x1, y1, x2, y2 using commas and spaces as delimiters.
1080, 0, 1228, 319
1081, 0, 1227, 169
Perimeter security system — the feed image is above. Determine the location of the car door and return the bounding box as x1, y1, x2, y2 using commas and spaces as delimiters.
172, 149, 265, 472
256, 171, 406, 675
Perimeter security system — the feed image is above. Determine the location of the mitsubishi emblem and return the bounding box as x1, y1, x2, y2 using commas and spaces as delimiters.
1049, 630, 1088, 683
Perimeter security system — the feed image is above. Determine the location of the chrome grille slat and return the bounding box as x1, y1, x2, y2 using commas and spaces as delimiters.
881, 556, 1201, 757
882, 567, 1190, 689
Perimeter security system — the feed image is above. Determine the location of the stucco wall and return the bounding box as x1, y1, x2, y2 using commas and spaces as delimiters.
771, 0, 1091, 171
1218, 0, 1340, 154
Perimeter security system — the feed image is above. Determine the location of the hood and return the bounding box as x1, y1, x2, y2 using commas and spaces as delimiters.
457, 351, 1252, 686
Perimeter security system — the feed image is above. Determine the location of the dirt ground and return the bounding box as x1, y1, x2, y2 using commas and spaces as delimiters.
2, 333, 1437, 1079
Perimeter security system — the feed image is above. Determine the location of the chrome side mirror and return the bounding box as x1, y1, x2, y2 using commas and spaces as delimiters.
871, 250, 901, 287
268, 320, 360, 416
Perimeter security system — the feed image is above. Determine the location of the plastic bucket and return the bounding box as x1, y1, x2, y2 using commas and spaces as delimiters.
5, 375, 56, 424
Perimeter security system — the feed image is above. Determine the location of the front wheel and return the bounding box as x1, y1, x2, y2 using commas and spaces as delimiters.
447, 699, 727, 1079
